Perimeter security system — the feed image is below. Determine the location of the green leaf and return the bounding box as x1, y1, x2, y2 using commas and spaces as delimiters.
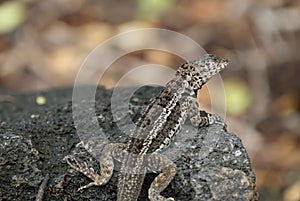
224, 78, 252, 116
137, 0, 176, 20
0, 1, 26, 34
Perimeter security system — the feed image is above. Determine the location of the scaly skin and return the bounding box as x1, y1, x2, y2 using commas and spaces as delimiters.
65, 54, 228, 201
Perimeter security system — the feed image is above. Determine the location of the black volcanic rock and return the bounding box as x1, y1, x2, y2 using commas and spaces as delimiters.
0, 86, 258, 201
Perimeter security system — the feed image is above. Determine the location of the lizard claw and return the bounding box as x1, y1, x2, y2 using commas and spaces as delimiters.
208, 114, 227, 130
149, 190, 175, 201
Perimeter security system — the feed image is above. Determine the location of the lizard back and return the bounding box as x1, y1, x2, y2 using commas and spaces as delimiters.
127, 76, 193, 155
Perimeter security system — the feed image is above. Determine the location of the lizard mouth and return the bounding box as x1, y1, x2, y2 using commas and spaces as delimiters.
218, 58, 229, 70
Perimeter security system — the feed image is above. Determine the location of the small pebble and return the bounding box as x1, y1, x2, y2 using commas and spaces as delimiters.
36, 96, 46, 105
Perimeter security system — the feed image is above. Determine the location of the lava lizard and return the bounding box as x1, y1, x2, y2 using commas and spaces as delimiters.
65, 54, 228, 201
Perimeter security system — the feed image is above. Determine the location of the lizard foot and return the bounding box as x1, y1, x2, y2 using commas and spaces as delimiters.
149, 190, 175, 201
64, 155, 105, 191
208, 114, 227, 130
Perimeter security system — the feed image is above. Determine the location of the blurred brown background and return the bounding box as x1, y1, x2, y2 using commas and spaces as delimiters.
0, 0, 299, 200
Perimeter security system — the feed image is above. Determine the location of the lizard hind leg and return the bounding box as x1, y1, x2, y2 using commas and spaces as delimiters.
146, 153, 177, 201
65, 143, 126, 191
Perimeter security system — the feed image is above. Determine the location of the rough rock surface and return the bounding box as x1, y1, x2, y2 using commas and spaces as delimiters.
0, 86, 258, 201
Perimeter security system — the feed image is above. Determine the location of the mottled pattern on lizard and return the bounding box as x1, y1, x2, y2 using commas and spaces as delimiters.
65, 54, 228, 201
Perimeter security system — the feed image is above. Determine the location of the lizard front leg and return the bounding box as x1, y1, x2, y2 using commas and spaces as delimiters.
146, 153, 177, 201
185, 96, 226, 128
65, 143, 126, 190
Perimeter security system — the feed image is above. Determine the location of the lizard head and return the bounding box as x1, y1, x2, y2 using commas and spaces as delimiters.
177, 54, 228, 91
